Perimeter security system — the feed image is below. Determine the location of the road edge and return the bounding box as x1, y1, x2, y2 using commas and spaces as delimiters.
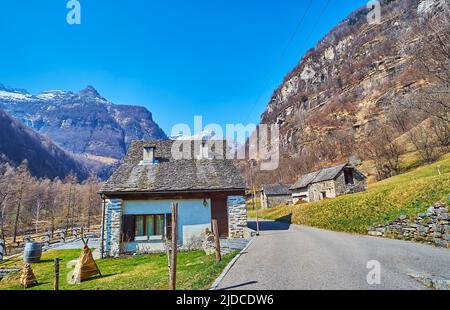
209, 236, 257, 290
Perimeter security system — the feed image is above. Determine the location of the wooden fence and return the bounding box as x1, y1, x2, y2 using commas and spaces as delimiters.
1, 224, 101, 257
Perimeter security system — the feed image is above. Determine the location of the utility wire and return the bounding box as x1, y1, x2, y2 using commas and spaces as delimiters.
244, 0, 332, 125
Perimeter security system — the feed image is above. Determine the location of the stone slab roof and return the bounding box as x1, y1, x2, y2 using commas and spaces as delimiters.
291, 163, 350, 190
261, 184, 292, 196
100, 140, 246, 194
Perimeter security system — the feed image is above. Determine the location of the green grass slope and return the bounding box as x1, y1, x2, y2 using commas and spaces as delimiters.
0, 249, 237, 290
251, 154, 450, 233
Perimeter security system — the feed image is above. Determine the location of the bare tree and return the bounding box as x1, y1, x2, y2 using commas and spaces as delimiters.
430, 117, 450, 149
0, 163, 13, 241
84, 173, 100, 232
64, 173, 77, 233
0, 162, 104, 245
405, 4, 450, 123
31, 179, 51, 234
363, 123, 403, 181
12, 161, 31, 243
408, 123, 440, 163
386, 102, 412, 134
46, 179, 59, 236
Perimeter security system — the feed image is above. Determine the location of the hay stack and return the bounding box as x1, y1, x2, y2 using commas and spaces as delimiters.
20, 264, 38, 288
70, 245, 101, 284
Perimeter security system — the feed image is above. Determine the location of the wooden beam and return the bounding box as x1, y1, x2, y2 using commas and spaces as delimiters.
212, 219, 222, 263
169, 203, 178, 290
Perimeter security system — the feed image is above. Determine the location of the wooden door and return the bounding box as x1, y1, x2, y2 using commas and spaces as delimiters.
211, 197, 229, 237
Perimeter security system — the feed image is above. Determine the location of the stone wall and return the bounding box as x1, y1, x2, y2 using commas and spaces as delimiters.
368, 203, 450, 248
334, 170, 367, 196
228, 197, 247, 239
265, 195, 292, 208
102, 199, 123, 257
308, 180, 337, 202
202, 233, 250, 256
292, 187, 309, 203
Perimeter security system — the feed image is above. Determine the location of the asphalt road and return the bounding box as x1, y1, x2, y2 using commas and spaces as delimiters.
52, 238, 100, 250
216, 220, 450, 290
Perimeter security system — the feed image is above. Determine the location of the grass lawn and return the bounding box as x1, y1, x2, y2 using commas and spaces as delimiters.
249, 153, 450, 233
0, 249, 237, 290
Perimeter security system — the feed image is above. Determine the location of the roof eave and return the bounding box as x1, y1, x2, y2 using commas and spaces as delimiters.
290, 186, 308, 191
98, 187, 246, 196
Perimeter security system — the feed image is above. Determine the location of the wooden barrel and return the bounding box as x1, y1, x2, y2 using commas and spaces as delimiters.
23, 242, 42, 264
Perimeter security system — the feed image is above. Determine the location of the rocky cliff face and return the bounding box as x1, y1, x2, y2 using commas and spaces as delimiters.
0, 84, 167, 160
260, 0, 446, 158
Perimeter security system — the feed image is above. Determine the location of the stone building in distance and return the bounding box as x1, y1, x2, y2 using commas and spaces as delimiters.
260, 184, 292, 209
291, 163, 367, 203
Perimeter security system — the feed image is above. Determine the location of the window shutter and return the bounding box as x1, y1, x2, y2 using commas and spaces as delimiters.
122, 215, 135, 242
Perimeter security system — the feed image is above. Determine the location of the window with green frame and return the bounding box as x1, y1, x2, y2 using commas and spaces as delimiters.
135, 214, 165, 237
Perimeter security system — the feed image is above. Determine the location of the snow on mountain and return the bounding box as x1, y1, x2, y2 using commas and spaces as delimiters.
0, 90, 34, 101
0, 84, 167, 160
172, 130, 218, 141
36, 90, 69, 100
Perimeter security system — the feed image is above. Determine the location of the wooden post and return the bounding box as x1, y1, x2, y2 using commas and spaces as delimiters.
54, 258, 60, 290
253, 185, 260, 236
212, 219, 221, 263
100, 197, 106, 259
169, 203, 178, 290
165, 239, 171, 282
249, 160, 260, 236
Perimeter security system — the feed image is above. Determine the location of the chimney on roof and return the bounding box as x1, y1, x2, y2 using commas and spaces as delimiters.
198, 140, 210, 160
142, 146, 155, 165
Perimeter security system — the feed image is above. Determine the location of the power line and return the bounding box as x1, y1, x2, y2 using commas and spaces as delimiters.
244, 0, 332, 125
243, 0, 314, 124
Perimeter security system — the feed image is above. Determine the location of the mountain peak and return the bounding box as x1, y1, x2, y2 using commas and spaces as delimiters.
79, 85, 102, 99
0, 83, 29, 95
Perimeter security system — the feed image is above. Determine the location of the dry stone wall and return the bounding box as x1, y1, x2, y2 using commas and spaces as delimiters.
368, 203, 450, 248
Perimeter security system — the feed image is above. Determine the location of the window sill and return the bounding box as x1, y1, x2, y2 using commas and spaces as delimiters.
134, 236, 164, 242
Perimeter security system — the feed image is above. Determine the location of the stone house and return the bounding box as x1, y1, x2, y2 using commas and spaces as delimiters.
260, 184, 292, 209
291, 163, 367, 203
98, 140, 247, 257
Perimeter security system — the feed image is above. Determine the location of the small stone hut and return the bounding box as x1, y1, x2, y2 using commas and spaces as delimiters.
260, 184, 292, 209
291, 163, 367, 203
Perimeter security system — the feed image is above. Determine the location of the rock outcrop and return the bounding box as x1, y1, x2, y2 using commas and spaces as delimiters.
255, 0, 448, 183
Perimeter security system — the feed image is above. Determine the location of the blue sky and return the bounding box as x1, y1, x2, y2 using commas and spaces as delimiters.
0, 0, 367, 136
